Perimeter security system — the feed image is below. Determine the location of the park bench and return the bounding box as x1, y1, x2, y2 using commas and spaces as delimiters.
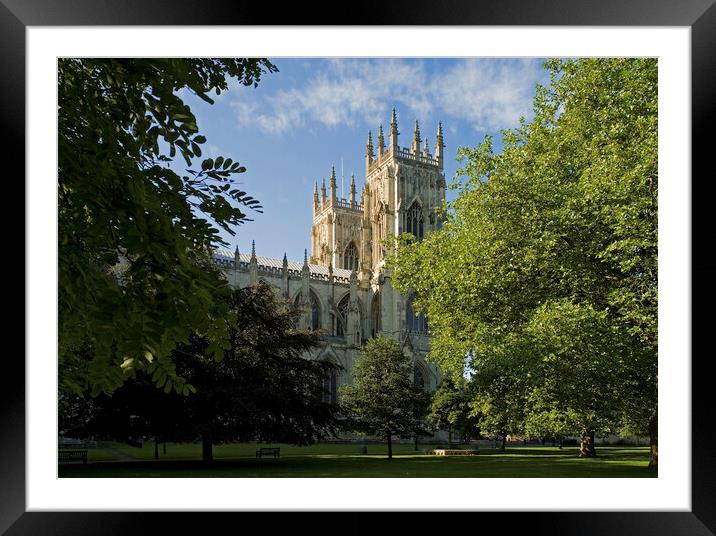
58, 449, 88, 465
256, 447, 280, 458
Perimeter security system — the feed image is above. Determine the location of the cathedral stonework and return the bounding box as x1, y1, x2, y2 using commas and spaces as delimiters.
212, 110, 446, 403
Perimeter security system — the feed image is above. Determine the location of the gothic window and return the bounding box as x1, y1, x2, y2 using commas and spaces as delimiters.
343, 242, 359, 272
296, 291, 321, 331
310, 291, 321, 331
406, 201, 424, 240
414, 365, 426, 391
322, 364, 338, 405
406, 298, 428, 333
371, 292, 382, 337
336, 294, 350, 337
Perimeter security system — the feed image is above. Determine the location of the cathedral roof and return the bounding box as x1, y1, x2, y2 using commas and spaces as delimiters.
212, 248, 354, 279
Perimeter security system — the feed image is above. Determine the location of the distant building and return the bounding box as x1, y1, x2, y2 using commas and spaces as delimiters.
212, 109, 447, 404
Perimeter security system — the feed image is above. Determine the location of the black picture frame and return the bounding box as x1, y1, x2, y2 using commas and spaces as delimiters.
4, 0, 713, 533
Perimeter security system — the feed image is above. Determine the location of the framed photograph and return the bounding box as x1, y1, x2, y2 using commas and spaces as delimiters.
6, 0, 713, 532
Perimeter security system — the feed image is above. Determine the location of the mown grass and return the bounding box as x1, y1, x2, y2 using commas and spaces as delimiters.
59, 444, 656, 478
101, 440, 433, 460
87, 448, 117, 462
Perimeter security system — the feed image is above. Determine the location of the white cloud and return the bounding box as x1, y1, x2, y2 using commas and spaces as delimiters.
436, 59, 544, 131
229, 58, 545, 135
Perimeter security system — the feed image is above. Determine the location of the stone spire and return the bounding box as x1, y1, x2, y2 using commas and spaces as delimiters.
329, 166, 337, 205
365, 131, 374, 174
249, 240, 257, 284
435, 121, 444, 169
377, 124, 385, 156
321, 177, 327, 205
349, 175, 356, 208
423, 137, 430, 158
411, 120, 421, 155
300, 248, 310, 327
282, 252, 289, 298
313, 181, 319, 213
390, 107, 399, 149
234, 244, 240, 268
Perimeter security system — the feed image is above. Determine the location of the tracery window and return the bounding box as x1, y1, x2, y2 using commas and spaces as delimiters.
414, 366, 426, 390
343, 242, 359, 272
336, 294, 350, 337
297, 291, 321, 331
310, 291, 321, 331
406, 201, 424, 240
406, 298, 428, 333
322, 365, 338, 404
371, 292, 382, 337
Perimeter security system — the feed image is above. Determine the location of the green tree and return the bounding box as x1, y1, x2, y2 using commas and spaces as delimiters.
522, 300, 627, 456
428, 376, 479, 445
69, 283, 343, 463
173, 283, 343, 462
59, 58, 277, 397
469, 354, 528, 451
340, 336, 428, 459
388, 58, 657, 464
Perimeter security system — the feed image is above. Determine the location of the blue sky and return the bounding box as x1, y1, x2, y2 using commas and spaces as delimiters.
178, 58, 550, 262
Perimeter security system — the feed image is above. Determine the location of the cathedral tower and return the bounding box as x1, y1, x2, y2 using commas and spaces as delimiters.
309, 109, 446, 337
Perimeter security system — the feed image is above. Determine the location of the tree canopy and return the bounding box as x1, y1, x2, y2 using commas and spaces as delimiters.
340, 336, 429, 459
58, 58, 277, 397
388, 58, 657, 462
428, 376, 480, 444
66, 283, 343, 462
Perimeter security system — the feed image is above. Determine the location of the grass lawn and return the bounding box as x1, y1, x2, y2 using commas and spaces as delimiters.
87, 448, 118, 462
101, 440, 432, 460
59, 443, 656, 478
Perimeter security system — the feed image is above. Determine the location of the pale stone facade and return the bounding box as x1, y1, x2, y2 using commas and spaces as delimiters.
212, 110, 446, 402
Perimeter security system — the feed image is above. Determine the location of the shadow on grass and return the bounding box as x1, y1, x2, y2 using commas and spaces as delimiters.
59, 447, 657, 478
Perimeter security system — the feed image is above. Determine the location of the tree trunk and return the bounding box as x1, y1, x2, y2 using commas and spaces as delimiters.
202, 430, 213, 463
414, 435, 419, 451
579, 430, 597, 457
448, 425, 452, 447
154, 436, 159, 460
648, 413, 658, 468
500, 432, 507, 452
387, 432, 393, 460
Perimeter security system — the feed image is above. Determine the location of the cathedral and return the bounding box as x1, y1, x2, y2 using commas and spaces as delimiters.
211, 109, 447, 402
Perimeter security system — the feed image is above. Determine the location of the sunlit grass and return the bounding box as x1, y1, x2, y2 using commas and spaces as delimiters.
59, 443, 656, 478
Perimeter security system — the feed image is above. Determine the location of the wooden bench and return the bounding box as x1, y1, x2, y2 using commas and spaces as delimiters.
59, 449, 88, 465
256, 447, 280, 458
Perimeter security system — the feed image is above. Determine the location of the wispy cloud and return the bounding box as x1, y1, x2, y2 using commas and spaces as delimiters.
229, 58, 546, 135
